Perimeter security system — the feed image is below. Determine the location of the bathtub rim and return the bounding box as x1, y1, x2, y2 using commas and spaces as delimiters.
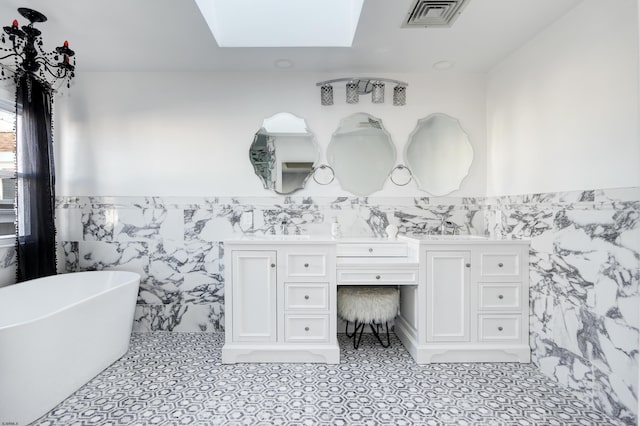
0, 270, 140, 331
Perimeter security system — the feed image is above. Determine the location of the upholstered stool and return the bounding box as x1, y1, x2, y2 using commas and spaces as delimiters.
337, 286, 399, 349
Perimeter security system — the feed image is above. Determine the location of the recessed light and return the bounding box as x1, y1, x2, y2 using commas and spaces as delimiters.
274, 59, 294, 69
433, 60, 454, 70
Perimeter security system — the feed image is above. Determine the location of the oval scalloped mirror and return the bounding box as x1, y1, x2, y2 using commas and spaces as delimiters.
327, 113, 396, 196
405, 113, 473, 196
249, 112, 320, 194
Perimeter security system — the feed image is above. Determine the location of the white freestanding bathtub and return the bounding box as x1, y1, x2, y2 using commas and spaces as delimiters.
0, 271, 140, 426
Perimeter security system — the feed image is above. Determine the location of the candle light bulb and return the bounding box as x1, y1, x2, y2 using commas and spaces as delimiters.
63, 40, 69, 47
12, 19, 18, 27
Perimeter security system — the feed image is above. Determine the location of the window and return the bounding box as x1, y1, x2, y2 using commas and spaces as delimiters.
0, 99, 15, 240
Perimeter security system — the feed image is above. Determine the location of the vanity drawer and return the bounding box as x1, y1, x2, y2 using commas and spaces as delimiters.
337, 269, 418, 285
284, 315, 329, 342
478, 315, 521, 341
285, 253, 327, 279
284, 283, 329, 311
337, 243, 408, 257
479, 252, 520, 277
478, 283, 521, 310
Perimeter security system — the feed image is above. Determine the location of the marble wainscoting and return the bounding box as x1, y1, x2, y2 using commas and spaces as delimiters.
0, 244, 16, 287
55, 195, 485, 333
486, 187, 639, 426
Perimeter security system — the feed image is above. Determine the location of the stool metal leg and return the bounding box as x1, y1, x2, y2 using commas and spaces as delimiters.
345, 320, 356, 338
369, 321, 391, 348
353, 321, 366, 350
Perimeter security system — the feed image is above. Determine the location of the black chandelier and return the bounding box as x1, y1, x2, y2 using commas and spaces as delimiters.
0, 7, 75, 89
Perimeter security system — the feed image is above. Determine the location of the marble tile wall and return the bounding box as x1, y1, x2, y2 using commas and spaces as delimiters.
0, 244, 16, 287
44, 187, 640, 424
486, 187, 639, 426
55, 195, 485, 333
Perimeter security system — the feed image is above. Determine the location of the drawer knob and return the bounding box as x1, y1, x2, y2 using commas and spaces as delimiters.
498, 294, 504, 300
304, 295, 309, 300
498, 262, 504, 267
304, 263, 309, 268
465, 263, 471, 268
304, 327, 310, 332
498, 326, 504, 331
376, 275, 381, 280
270, 263, 276, 268
368, 248, 373, 253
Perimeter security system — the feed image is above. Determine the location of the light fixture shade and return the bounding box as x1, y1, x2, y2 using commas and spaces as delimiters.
321, 84, 334, 106
346, 81, 359, 104
372, 81, 385, 103
393, 85, 406, 106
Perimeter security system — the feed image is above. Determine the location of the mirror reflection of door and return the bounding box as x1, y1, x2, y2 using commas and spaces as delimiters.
249, 113, 319, 194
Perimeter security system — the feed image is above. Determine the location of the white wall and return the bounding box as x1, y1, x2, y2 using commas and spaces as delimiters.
0, 84, 12, 103
486, 0, 640, 196
54, 71, 487, 197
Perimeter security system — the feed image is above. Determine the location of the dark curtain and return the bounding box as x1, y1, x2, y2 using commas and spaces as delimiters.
15, 74, 57, 281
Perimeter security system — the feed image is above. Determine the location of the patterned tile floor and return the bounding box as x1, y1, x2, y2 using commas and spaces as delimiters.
34, 333, 623, 426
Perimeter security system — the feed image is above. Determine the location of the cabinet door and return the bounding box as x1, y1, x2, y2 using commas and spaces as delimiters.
231, 250, 277, 342
426, 251, 470, 342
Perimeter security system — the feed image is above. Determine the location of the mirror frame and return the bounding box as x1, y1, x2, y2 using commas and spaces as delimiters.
327, 112, 397, 196
249, 112, 320, 195
404, 113, 473, 196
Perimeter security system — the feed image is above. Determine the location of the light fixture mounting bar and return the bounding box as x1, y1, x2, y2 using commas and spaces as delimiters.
316, 77, 408, 87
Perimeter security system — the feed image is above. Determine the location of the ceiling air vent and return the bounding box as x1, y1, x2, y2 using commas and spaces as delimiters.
402, 0, 470, 28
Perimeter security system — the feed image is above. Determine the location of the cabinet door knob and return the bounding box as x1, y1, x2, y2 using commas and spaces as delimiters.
270, 263, 276, 268
498, 294, 504, 300
376, 275, 381, 280
465, 263, 471, 268
304, 327, 310, 332
304, 263, 309, 268
498, 262, 504, 267
368, 248, 373, 253
304, 295, 309, 300
498, 326, 503, 331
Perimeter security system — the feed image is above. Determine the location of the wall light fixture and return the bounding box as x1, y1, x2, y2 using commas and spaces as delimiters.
316, 77, 408, 106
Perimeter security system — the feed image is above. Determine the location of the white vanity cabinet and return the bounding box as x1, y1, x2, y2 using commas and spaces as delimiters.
230, 250, 277, 343
406, 241, 531, 363
223, 236, 530, 365
222, 239, 339, 364
425, 250, 471, 342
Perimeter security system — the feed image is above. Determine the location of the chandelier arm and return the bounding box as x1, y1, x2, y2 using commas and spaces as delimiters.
35, 41, 62, 59
0, 53, 22, 61
35, 56, 57, 68
38, 62, 69, 80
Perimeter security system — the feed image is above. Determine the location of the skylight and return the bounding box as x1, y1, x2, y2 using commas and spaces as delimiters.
194, 0, 365, 47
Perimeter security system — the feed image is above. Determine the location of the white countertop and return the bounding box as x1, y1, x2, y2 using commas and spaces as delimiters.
224, 234, 529, 245
224, 235, 341, 245
414, 236, 529, 245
